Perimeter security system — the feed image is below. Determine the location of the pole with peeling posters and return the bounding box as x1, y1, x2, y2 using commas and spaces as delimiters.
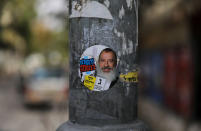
57, 0, 148, 130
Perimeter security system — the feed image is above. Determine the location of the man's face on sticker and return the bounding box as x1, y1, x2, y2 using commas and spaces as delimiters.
98, 50, 116, 73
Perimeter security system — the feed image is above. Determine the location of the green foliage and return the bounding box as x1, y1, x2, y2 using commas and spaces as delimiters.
0, 0, 37, 54
0, 0, 69, 60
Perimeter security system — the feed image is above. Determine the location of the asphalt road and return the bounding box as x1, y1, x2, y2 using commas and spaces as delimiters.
0, 75, 69, 131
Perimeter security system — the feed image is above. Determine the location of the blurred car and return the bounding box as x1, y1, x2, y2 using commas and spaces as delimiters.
22, 67, 68, 105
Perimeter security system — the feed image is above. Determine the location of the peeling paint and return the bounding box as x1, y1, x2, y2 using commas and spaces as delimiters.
134, 0, 138, 19
114, 29, 134, 55
83, 27, 90, 47
114, 28, 117, 34
134, 0, 137, 11
128, 40, 133, 54
114, 28, 122, 38
104, 0, 110, 8
134, 0, 138, 52
119, 6, 125, 19
134, 42, 138, 53
81, 0, 87, 4
70, 1, 113, 20
125, 86, 130, 96
121, 33, 127, 55
117, 51, 121, 57
126, 64, 130, 68
125, 68, 129, 72
126, 0, 133, 9
117, 32, 121, 37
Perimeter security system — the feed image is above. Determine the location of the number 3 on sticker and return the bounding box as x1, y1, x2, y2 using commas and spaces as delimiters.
97, 79, 102, 85
95, 77, 106, 88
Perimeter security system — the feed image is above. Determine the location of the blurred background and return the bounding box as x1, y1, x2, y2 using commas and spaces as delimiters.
0, 0, 201, 131
138, 0, 201, 131
0, 0, 69, 131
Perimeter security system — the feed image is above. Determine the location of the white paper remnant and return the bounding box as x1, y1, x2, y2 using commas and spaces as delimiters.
70, 1, 113, 20
119, 5, 125, 19
94, 76, 111, 91
126, 0, 133, 9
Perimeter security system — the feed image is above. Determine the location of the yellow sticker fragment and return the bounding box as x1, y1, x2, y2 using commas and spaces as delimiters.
120, 72, 138, 83
84, 75, 96, 90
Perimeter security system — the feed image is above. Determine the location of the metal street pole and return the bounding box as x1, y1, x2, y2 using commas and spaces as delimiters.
57, 0, 147, 130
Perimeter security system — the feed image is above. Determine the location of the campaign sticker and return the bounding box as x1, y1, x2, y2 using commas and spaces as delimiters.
84, 75, 96, 90
120, 71, 138, 83
94, 76, 111, 91
80, 58, 96, 72
80, 56, 96, 82
79, 45, 118, 91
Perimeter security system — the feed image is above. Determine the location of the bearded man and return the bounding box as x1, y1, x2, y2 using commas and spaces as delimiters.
96, 48, 117, 82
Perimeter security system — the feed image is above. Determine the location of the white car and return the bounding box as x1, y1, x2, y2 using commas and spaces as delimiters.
23, 68, 68, 105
